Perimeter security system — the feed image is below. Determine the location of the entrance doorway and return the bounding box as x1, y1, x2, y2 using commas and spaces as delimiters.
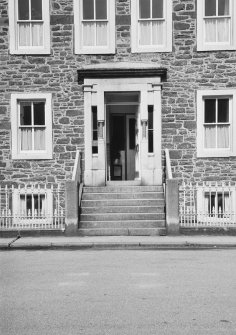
105, 92, 139, 181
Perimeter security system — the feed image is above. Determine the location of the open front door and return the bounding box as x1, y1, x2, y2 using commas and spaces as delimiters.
108, 112, 137, 181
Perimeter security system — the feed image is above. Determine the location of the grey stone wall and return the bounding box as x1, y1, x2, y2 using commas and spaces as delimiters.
1, 0, 236, 185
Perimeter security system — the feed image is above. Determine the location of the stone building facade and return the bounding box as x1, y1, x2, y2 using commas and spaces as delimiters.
1, 0, 236, 233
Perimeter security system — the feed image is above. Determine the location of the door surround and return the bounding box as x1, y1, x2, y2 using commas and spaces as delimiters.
82, 68, 164, 186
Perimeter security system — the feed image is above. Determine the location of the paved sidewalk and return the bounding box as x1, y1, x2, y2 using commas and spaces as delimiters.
1, 235, 236, 250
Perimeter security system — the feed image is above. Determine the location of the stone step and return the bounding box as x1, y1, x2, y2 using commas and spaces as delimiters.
79, 220, 165, 229
81, 199, 165, 207
80, 213, 165, 221
83, 186, 163, 193
81, 206, 164, 214
79, 185, 166, 236
78, 228, 166, 236
106, 180, 141, 186
82, 192, 164, 200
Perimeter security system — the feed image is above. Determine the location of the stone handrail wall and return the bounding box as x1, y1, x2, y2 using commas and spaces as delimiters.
165, 149, 173, 180
65, 150, 83, 235
165, 149, 179, 235
72, 150, 82, 183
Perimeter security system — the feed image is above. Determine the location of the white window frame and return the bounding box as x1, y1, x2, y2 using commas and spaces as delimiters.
197, 185, 236, 223
13, 187, 53, 225
197, 89, 236, 157
9, 0, 50, 55
11, 93, 53, 160
74, 0, 115, 54
131, 0, 172, 53
197, 0, 236, 51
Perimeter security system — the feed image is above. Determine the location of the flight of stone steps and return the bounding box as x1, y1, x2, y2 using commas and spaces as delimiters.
79, 185, 166, 236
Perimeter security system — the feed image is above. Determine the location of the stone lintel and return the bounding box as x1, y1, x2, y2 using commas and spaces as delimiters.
78, 63, 167, 82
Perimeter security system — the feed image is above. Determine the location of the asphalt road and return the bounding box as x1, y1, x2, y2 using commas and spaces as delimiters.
1, 250, 236, 335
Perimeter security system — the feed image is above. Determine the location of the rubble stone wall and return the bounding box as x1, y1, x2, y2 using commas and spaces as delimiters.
0, 0, 236, 185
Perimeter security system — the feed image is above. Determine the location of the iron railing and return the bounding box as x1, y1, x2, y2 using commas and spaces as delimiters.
0, 184, 65, 231
180, 181, 236, 228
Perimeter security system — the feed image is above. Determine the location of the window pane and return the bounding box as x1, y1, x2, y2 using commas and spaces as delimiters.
129, 119, 135, 150
204, 126, 216, 148
217, 193, 223, 214
83, 22, 95, 45
152, 21, 163, 45
34, 128, 45, 150
217, 125, 229, 148
31, 0, 42, 20
205, 99, 216, 123
18, 0, 29, 20
21, 128, 32, 150
148, 106, 154, 153
92, 106, 97, 130
93, 130, 98, 141
218, 99, 229, 122
33, 194, 45, 214
210, 194, 216, 214
20, 195, 26, 215
205, 0, 216, 16
205, 193, 216, 214
26, 195, 32, 214
34, 102, 45, 125
205, 19, 216, 42
152, 0, 163, 18
32, 23, 44, 46
148, 131, 153, 153
139, 21, 151, 45
96, 0, 107, 19
83, 0, 94, 19
218, 0, 229, 16
96, 22, 108, 46
217, 18, 230, 42
140, 0, 150, 19
20, 103, 32, 125
18, 23, 31, 46
92, 146, 98, 154
148, 106, 153, 129
92, 107, 98, 154
223, 193, 230, 213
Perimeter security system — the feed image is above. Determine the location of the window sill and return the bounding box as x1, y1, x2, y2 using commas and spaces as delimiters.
10, 48, 50, 55
197, 149, 235, 158
75, 47, 115, 55
132, 46, 172, 53
12, 153, 53, 160
197, 45, 236, 52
